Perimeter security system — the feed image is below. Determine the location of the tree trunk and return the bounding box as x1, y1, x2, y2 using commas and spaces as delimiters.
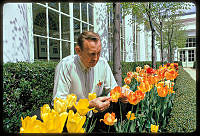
148, 3, 157, 69
113, 3, 122, 86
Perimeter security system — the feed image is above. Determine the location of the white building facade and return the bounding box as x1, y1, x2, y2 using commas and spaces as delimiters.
3, 3, 196, 67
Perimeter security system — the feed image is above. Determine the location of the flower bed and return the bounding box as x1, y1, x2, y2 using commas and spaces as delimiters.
19, 63, 179, 133
4, 60, 194, 133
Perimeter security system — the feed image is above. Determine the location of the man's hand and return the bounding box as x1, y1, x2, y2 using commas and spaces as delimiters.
89, 96, 111, 112
119, 87, 132, 103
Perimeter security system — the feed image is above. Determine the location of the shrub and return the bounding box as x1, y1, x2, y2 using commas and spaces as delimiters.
3, 61, 58, 133
166, 66, 196, 132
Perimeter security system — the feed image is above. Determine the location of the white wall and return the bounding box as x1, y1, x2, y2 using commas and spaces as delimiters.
94, 3, 109, 61
138, 24, 146, 61
3, 3, 34, 63
124, 14, 134, 62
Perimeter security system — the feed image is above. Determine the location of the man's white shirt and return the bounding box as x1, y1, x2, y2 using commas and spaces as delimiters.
53, 55, 118, 101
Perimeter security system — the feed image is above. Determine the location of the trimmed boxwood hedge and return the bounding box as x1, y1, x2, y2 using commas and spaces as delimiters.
166, 66, 196, 132
3, 60, 187, 133
3, 60, 58, 133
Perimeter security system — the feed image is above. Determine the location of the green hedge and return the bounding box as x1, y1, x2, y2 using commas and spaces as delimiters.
166, 66, 196, 132
3, 60, 58, 133
3, 60, 183, 133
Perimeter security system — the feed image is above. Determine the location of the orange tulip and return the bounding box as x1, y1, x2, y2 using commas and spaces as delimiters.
135, 90, 145, 101
124, 77, 131, 84
110, 86, 122, 102
127, 71, 134, 79
137, 80, 152, 92
128, 91, 140, 105
136, 66, 142, 73
156, 82, 168, 97
165, 69, 178, 80
100, 112, 117, 126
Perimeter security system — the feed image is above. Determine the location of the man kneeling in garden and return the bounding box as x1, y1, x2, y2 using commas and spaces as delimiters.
52, 31, 131, 132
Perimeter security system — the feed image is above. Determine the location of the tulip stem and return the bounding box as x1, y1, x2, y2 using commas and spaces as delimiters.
108, 125, 110, 133
119, 101, 122, 124
126, 104, 134, 132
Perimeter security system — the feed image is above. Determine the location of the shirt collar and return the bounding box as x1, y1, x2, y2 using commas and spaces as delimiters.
77, 55, 91, 72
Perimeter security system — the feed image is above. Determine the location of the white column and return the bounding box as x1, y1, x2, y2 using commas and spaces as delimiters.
139, 24, 145, 61
94, 3, 109, 60
27, 3, 34, 63
46, 3, 50, 61
69, 3, 74, 55
124, 14, 134, 62
58, 3, 62, 60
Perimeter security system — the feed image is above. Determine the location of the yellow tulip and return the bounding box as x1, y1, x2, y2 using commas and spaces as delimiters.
151, 124, 159, 133
40, 104, 51, 121
88, 93, 97, 101
66, 94, 77, 109
42, 109, 68, 133
54, 97, 67, 114
74, 99, 94, 116
126, 111, 136, 120
66, 110, 86, 133
20, 115, 45, 133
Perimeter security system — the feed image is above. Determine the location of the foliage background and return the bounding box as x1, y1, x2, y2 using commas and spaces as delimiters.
3, 60, 196, 133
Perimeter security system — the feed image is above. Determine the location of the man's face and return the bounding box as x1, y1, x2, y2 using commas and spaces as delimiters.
75, 40, 101, 68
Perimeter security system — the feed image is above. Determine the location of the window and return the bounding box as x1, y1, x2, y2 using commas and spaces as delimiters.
33, 2, 94, 61
73, 3, 94, 43
53, 48, 58, 54
41, 48, 46, 52
179, 50, 185, 62
188, 50, 195, 62
185, 37, 196, 47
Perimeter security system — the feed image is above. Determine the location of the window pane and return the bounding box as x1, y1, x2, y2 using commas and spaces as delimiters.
62, 41, 71, 58
49, 9, 59, 38
81, 3, 87, 22
49, 39, 60, 60
34, 37, 47, 59
48, 3, 58, 10
33, 4, 46, 36
193, 38, 196, 43
61, 15, 70, 40
88, 4, 93, 24
189, 38, 192, 42
61, 3, 69, 14
82, 23, 88, 32
74, 19, 80, 42
73, 3, 80, 19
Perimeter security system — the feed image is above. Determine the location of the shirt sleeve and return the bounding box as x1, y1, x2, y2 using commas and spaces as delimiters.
103, 60, 118, 96
52, 61, 71, 101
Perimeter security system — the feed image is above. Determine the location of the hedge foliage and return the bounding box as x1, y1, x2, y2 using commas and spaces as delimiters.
166, 66, 196, 132
3, 60, 186, 133
3, 60, 58, 133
